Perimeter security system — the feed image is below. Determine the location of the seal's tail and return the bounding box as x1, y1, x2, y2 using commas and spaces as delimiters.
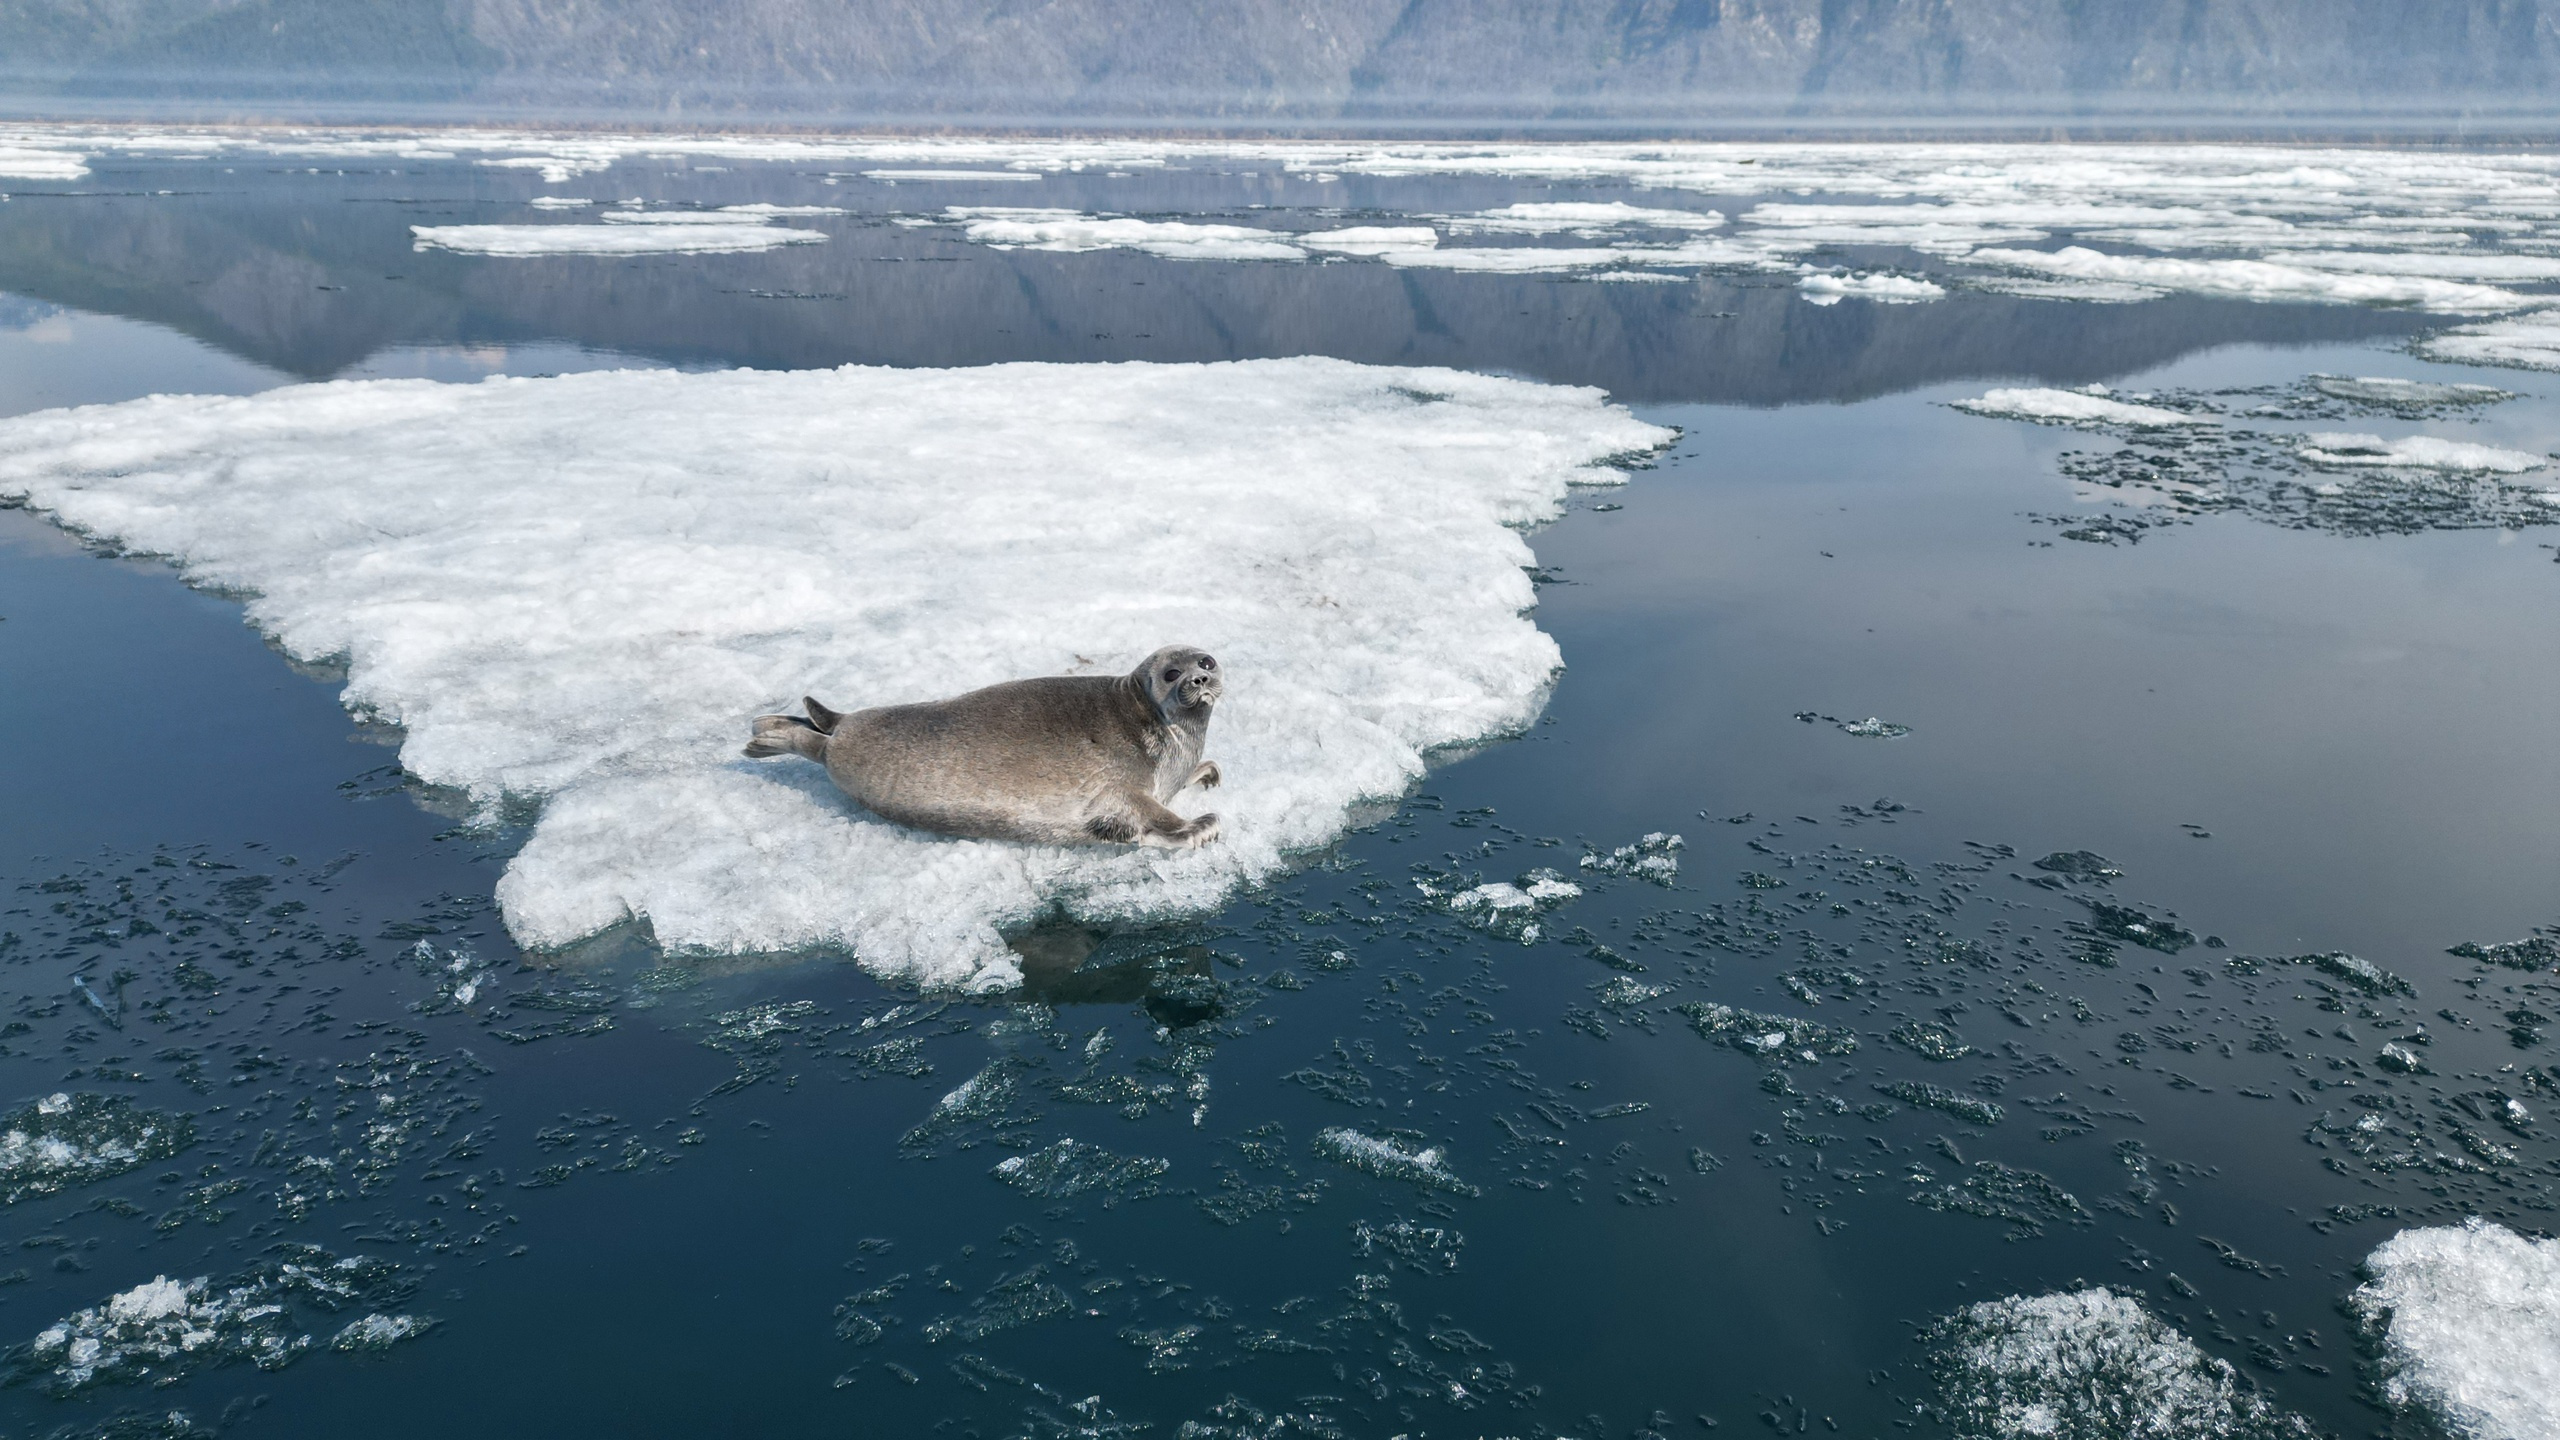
743, 696, 846, 761
744, 714, 827, 761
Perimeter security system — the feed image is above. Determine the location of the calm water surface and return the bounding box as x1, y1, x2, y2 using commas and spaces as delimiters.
0, 147, 2551, 1440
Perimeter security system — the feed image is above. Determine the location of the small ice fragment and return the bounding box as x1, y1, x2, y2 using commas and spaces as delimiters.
2296, 433, 2547, 473
1797, 271, 1945, 305
1952, 388, 2211, 429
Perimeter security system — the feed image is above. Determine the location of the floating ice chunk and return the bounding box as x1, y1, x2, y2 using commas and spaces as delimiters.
0, 1092, 193, 1202
2311, 375, 2514, 407
2352, 1219, 2560, 1440
1430, 869, 1581, 942
1449, 202, 1726, 235
990, 1137, 1169, 1200
1580, 832, 1682, 884
0, 143, 88, 181
1299, 226, 1438, 254
2297, 434, 2548, 473
332, 1313, 435, 1352
1934, 1287, 2315, 1440
0, 360, 1666, 989
1965, 246, 2532, 313
1953, 387, 2213, 429
477, 154, 613, 183
1313, 1128, 1478, 1196
945, 207, 1303, 261
2283, 250, 2560, 281
2420, 316, 2560, 370
862, 169, 1043, 182
1797, 271, 1946, 305
525, 196, 591, 209
1677, 1001, 1858, 1061
1875, 1079, 2004, 1126
23, 1247, 420, 1394
696, 203, 846, 217
410, 219, 825, 256
1376, 245, 1648, 273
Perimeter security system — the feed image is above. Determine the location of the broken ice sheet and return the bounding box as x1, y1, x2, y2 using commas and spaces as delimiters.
0, 359, 1668, 988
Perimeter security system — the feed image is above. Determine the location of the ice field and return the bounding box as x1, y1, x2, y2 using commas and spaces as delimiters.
0, 131, 2554, 1439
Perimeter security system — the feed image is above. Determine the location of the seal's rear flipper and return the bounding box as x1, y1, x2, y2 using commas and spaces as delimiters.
803, 697, 845, 734
744, 714, 827, 761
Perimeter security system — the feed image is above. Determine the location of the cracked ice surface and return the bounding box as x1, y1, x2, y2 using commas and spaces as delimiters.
0, 359, 1667, 988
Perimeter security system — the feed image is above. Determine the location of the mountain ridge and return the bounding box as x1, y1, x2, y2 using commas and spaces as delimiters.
5, 0, 2558, 120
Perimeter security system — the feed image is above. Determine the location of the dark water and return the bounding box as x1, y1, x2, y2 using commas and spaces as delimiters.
0, 147, 2553, 1440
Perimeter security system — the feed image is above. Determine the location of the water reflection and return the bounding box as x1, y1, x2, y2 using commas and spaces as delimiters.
0, 157, 2425, 402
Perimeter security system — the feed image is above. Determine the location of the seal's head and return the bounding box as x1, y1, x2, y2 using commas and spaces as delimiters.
1135, 644, 1221, 720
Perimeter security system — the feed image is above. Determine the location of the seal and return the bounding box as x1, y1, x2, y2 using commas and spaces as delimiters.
744, 645, 1224, 848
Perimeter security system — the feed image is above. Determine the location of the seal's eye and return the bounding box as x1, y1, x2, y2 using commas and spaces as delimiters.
1164, 669, 1181, 683
1199, 657, 1215, 670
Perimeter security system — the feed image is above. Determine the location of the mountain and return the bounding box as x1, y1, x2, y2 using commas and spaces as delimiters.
5, 0, 2558, 122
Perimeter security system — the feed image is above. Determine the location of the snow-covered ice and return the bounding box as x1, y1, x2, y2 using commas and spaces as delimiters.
1952, 387, 2212, 429
2296, 434, 2548, 473
0, 359, 1667, 988
2351, 1220, 2560, 1440
1935, 1287, 2314, 1440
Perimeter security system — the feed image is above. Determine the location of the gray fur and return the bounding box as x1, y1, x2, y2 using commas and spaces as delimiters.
743, 645, 1224, 848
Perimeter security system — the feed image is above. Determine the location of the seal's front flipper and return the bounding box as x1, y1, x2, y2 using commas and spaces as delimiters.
745, 714, 827, 761
1126, 793, 1220, 849
1183, 761, 1221, 791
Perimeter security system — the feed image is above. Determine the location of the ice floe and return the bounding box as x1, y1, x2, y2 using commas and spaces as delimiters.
2296, 434, 2548, 473
1953, 387, 2213, 429
2309, 375, 2513, 409
1933, 1287, 2314, 1440
944, 207, 1303, 261
412, 205, 830, 256
2422, 315, 2560, 370
1445, 202, 1727, 235
2351, 1219, 2560, 1440
22, 127, 2554, 335
1796, 271, 1945, 305
1965, 247, 2529, 312
0, 359, 1666, 988
1298, 226, 1439, 255
0, 143, 90, 181
863, 169, 1043, 182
